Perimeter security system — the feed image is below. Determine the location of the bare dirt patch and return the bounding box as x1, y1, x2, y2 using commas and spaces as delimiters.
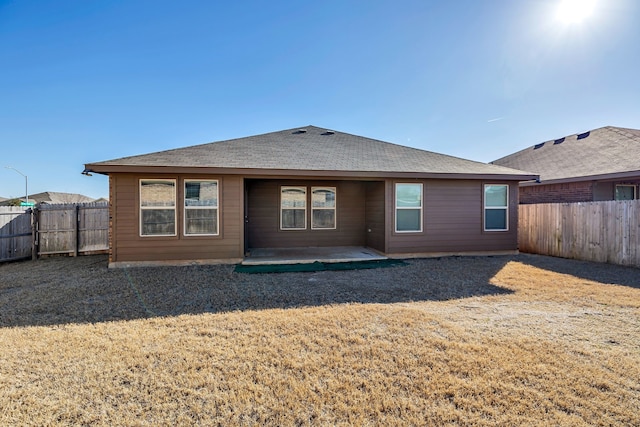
1, 254, 638, 425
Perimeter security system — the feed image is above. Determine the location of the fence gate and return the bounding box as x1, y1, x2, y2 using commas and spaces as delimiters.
0, 207, 33, 262
36, 203, 109, 256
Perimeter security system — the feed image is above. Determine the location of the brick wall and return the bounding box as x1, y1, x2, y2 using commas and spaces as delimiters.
519, 181, 593, 204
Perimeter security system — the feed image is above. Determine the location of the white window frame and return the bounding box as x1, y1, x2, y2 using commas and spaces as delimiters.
311, 187, 337, 230
615, 184, 637, 200
139, 179, 177, 237
484, 184, 509, 232
184, 179, 219, 236
395, 183, 423, 233
280, 186, 307, 230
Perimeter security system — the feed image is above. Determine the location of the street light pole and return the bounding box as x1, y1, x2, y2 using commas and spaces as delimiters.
4, 166, 28, 205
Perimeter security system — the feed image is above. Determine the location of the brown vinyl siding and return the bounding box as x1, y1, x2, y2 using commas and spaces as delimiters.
386, 180, 518, 254
593, 181, 614, 201
110, 173, 243, 263
108, 173, 522, 264
246, 180, 366, 249
108, 175, 116, 263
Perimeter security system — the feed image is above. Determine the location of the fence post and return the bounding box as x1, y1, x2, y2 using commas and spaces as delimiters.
74, 204, 80, 257
31, 206, 38, 260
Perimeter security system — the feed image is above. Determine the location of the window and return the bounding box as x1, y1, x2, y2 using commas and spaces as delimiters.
615, 185, 637, 201
311, 187, 336, 229
281, 186, 307, 229
185, 180, 219, 235
140, 179, 176, 236
395, 183, 423, 232
484, 184, 508, 231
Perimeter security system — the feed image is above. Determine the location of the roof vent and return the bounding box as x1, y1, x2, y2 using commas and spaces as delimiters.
321, 131, 335, 135
577, 131, 590, 140
553, 137, 565, 145
293, 129, 307, 134
534, 142, 545, 150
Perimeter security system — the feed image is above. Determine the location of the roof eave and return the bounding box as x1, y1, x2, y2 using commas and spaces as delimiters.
520, 170, 640, 186
84, 164, 537, 181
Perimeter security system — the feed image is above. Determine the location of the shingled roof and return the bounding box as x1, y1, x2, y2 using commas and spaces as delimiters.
0, 192, 95, 206
86, 125, 535, 180
492, 126, 640, 184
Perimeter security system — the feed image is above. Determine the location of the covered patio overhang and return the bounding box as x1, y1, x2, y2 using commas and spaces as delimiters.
243, 178, 387, 257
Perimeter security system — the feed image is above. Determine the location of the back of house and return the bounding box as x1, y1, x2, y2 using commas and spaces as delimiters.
84, 125, 537, 267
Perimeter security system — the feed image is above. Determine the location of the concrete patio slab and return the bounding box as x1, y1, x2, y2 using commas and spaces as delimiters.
242, 246, 387, 265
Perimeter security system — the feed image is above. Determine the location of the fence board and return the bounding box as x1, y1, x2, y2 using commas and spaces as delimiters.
0, 207, 32, 262
519, 200, 640, 267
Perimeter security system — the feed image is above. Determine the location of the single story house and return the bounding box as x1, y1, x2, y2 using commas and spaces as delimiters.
492, 126, 640, 204
84, 126, 537, 267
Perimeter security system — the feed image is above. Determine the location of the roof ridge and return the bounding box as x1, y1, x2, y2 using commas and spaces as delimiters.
606, 126, 640, 140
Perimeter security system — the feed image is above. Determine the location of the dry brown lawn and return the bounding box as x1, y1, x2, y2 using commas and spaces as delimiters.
0, 254, 639, 426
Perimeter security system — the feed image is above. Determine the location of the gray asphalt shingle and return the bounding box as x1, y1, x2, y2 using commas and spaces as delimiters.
492, 126, 640, 182
88, 125, 533, 177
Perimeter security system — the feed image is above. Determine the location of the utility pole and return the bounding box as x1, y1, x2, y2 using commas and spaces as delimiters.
4, 166, 28, 205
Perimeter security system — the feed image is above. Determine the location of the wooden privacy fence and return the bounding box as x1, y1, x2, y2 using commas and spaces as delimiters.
519, 200, 640, 267
0, 202, 109, 262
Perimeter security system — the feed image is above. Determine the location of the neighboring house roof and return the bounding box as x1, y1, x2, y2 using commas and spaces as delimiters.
492, 126, 640, 185
0, 192, 95, 206
86, 125, 536, 180
32, 192, 96, 204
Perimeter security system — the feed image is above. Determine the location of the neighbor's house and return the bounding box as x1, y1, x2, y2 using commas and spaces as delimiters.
0, 191, 95, 206
492, 126, 640, 204
84, 126, 537, 267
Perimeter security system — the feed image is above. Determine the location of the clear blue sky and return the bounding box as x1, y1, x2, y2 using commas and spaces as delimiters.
1, 0, 638, 200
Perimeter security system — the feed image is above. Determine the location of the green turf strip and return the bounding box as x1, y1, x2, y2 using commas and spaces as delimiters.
234, 259, 407, 274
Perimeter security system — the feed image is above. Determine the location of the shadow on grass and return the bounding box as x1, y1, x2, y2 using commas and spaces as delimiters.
0, 254, 516, 328
517, 253, 640, 289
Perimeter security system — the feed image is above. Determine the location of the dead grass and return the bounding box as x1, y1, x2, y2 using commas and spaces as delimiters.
1, 255, 639, 426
